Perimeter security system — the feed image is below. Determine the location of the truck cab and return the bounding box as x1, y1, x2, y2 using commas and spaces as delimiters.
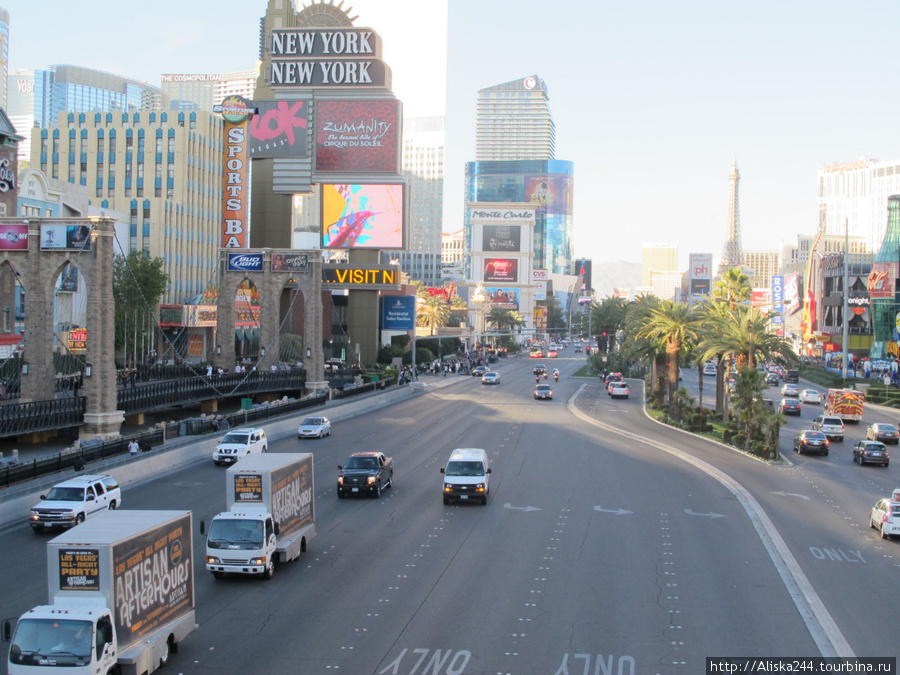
204, 508, 278, 579
6, 605, 117, 673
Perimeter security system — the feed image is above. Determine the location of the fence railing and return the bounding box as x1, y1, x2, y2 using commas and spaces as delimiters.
0, 397, 86, 437
0, 393, 329, 489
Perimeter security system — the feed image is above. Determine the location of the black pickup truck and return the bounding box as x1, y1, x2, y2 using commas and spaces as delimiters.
337, 451, 394, 498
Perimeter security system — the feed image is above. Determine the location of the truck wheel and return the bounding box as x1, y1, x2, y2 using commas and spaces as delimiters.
443, 496, 450, 505
108, 501, 117, 510
75, 513, 85, 525
387, 471, 393, 489
31, 524, 44, 534
212, 571, 224, 579
159, 638, 170, 667
337, 489, 345, 499
374, 482, 382, 499
262, 559, 275, 580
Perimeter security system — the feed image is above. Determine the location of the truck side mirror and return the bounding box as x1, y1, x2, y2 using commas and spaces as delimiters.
273, 522, 280, 536
440, 467, 445, 474
2, 619, 12, 642
337, 465, 343, 470
486, 468, 491, 473
40, 495, 46, 500
199, 521, 206, 535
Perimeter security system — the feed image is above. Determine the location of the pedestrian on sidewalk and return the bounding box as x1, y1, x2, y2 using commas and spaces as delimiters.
128, 439, 139, 456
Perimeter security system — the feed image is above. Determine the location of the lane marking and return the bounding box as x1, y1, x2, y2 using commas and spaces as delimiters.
568, 384, 854, 658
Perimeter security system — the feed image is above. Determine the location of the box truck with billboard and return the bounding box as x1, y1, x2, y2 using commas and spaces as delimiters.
3, 510, 196, 675
203, 453, 315, 579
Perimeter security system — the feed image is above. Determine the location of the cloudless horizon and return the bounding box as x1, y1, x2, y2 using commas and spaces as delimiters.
3, 0, 899, 272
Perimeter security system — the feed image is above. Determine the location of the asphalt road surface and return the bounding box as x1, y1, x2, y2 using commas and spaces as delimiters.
1, 350, 897, 674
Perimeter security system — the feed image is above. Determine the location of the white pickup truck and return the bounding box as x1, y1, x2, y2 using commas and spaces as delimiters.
29, 474, 122, 533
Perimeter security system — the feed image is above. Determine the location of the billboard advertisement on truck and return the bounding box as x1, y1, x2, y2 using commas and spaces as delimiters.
48, 511, 194, 646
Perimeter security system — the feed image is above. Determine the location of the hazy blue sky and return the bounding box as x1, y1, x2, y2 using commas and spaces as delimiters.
4, 0, 899, 269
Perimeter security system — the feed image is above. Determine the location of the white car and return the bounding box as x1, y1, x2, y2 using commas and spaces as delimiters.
780, 383, 800, 397
799, 389, 822, 404
869, 491, 900, 539
29, 474, 121, 533
703, 362, 717, 376
213, 427, 268, 465
298, 416, 331, 439
609, 381, 629, 399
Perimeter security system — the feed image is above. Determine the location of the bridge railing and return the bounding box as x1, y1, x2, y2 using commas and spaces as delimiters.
0, 392, 329, 489
116, 369, 309, 414
0, 397, 86, 437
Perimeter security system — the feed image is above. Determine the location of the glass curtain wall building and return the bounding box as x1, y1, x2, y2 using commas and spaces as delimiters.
465, 159, 574, 275
8, 65, 165, 163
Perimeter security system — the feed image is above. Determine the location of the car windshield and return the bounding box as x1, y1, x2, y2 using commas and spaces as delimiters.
445, 460, 484, 477
44, 487, 85, 502
537, 385, 551, 391
865, 444, 884, 451
805, 432, 825, 439
301, 418, 322, 426
221, 433, 250, 444
345, 456, 378, 469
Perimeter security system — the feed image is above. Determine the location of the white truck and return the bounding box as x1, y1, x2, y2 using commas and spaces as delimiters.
202, 453, 315, 580
3, 510, 196, 675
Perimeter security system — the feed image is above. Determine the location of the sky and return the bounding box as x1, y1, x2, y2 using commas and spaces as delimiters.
4, 0, 900, 270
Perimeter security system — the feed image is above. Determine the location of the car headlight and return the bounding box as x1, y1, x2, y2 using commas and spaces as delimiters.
474, 484, 485, 492
30, 512, 40, 520
337, 476, 344, 485
206, 556, 221, 564
250, 557, 266, 565
367, 475, 376, 484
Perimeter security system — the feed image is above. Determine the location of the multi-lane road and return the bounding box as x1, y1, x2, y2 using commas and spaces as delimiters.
0, 354, 898, 673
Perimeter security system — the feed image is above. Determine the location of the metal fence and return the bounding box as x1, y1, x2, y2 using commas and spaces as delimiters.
0, 392, 330, 489
0, 397, 86, 437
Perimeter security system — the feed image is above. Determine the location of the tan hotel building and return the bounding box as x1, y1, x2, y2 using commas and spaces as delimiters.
30, 110, 224, 305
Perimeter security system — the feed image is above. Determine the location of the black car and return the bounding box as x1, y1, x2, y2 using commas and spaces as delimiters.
766, 373, 779, 386
778, 398, 802, 415
472, 366, 489, 377
793, 430, 829, 455
533, 365, 547, 376
853, 441, 890, 467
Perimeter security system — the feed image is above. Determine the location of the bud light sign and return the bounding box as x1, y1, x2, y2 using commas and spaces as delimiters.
228, 253, 263, 272
771, 275, 784, 325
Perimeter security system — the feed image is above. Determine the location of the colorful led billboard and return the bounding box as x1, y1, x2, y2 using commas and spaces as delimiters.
321, 183, 404, 249
484, 258, 518, 283
315, 99, 400, 172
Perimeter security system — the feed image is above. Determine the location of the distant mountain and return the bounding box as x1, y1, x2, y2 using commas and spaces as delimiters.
590, 260, 642, 299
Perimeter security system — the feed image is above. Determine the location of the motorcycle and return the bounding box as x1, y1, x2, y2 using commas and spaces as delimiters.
553, 373, 559, 382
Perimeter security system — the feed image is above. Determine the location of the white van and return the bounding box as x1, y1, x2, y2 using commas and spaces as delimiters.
440, 448, 491, 505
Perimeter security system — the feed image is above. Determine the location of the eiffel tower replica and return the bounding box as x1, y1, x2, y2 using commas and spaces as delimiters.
717, 160, 743, 275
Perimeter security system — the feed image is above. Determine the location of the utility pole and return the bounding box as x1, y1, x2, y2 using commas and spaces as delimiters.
842, 218, 849, 380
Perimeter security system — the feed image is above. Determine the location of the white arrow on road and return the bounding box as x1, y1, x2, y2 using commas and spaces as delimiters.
593, 506, 633, 515
770, 491, 810, 500
503, 503, 541, 512
684, 509, 725, 518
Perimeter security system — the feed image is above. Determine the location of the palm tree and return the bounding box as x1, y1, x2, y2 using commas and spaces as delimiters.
699, 302, 797, 419
417, 294, 451, 335
703, 268, 754, 413
636, 300, 699, 417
